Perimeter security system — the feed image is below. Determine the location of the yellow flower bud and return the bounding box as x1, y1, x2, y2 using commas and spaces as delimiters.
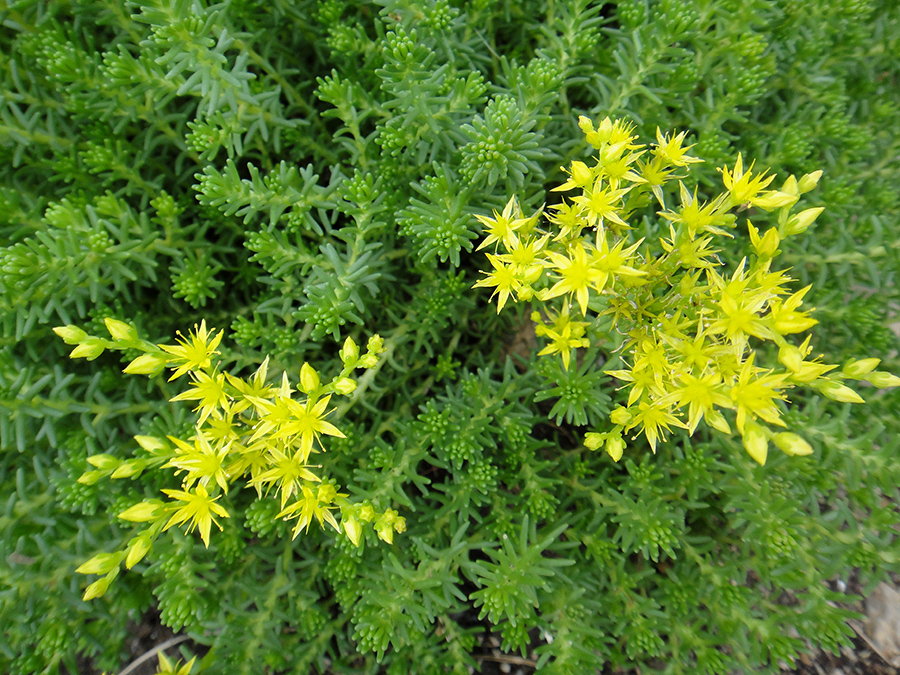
786, 360, 833, 384
784, 207, 824, 236
358, 503, 376, 522
570, 160, 593, 186
610, 407, 632, 427
867, 371, 900, 388
76, 552, 120, 575
752, 191, 797, 211
705, 410, 732, 435
77, 470, 104, 485
742, 422, 768, 465
773, 432, 813, 457
842, 358, 880, 379
118, 500, 164, 522
818, 381, 865, 404
82, 576, 112, 601
797, 170, 823, 193
317, 484, 338, 503
111, 460, 146, 479
759, 227, 780, 257
125, 533, 153, 569
358, 354, 378, 368
366, 334, 385, 354
780, 175, 799, 196
773, 311, 818, 334
343, 515, 362, 547
333, 377, 357, 395
749, 222, 780, 258
340, 336, 359, 365
577, 115, 593, 134
104, 318, 136, 342
778, 344, 804, 372
606, 435, 625, 462
375, 510, 398, 544
70, 338, 107, 360
299, 363, 320, 393
86, 454, 120, 470
123, 353, 167, 375
53, 325, 88, 344
135, 435, 166, 452
584, 432, 604, 451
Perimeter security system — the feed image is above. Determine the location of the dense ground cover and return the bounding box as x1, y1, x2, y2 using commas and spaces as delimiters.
2, 1, 899, 674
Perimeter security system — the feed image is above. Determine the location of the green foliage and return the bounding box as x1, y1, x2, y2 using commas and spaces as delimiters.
2, 0, 899, 674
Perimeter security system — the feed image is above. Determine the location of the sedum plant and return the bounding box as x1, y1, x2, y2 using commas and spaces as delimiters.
53, 318, 401, 600
475, 116, 900, 465
1, 0, 899, 674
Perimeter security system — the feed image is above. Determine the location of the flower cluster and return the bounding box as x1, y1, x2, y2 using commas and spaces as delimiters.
475, 116, 899, 465
54, 320, 405, 600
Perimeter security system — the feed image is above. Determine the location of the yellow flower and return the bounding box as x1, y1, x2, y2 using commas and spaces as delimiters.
653, 127, 702, 167
719, 153, 775, 205
571, 177, 631, 229
547, 200, 588, 240
163, 432, 231, 493
226, 439, 271, 493
661, 227, 720, 269
590, 230, 646, 280
631, 337, 669, 383
533, 306, 590, 370
767, 285, 818, 334
248, 443, 321, 507
253, 394, 345, 463
636, 157, 676, 206
159, 320, 224, 380
504, 231, 549, 270
541, 245, 599, 315
670, 330, 725, 373
577, 115, 640, 150
598, 150, 646, 188
278, 394, 345, 462
658, 370, 733, 434
225, 356, 275, 414
711, 290, 771, 345
475, 196, 534, 251
728, 354, 788, 432
169, 370, 229, 425
277, 484, 342, 539
473, 253, 520, 312
161, 484, 230, 547
154, 652, 196, 675
628, 399, 686, 452
660, 184, 732, 238
552, 160, 595, 193
708, 262, 772, 350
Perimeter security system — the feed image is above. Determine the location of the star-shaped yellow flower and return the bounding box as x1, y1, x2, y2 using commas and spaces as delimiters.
158, 320, 224, 380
